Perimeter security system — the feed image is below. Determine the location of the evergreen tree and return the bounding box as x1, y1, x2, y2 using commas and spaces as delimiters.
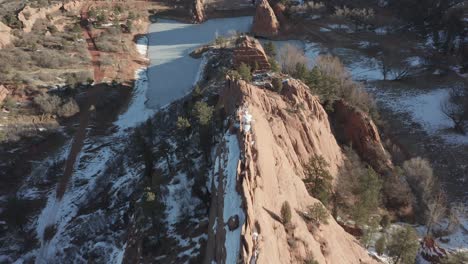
352, 168, 383, 225
387, 226, 419, 264
263, 41, 277, 58
237, 62, 252, 81
304, 155, 333, 206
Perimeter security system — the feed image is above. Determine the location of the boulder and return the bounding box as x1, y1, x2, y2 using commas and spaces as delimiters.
0, 85, 9, 105
227, 215, 240, 230
252, 0, 279, 37
0, 22, 12, 49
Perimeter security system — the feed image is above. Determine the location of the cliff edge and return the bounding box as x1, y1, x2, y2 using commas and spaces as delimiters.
212, 77, 379, 263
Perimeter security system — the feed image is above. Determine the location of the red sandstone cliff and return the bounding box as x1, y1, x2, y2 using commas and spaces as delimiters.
210, 77, 379, 263
252, 0, 279, 37
333, 100, 392, 173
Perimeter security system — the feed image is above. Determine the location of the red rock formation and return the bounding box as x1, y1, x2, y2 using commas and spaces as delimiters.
333, 100, 392, 173
0, 22, 12, 49
193, 0, 206, 23
419, 236, 447, 263
0, 85, 9, 104
252, 0, 279, 37
233, 36, 270, 71
215, 77, 378, 263
18, 1, 83, 32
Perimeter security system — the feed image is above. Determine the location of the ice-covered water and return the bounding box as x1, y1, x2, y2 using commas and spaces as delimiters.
146, 17, 252, 108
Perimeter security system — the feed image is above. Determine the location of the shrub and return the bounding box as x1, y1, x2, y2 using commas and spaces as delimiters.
304, 155, 333, 205
263, 41, 277, 57
307, 203, 329, 225
304, 251, 319, 264
387, 226, 419, 264
380, 214, 391, 229
281, 201, 292, 224
2, 97, 16, 110
237, 62, 252, 82
441, 251, 468, 264
33, 93, 79, 117
375, 236, 386, 256
57, 99, 79, 117
269, 57, 280, 72
271, 77, 283, 93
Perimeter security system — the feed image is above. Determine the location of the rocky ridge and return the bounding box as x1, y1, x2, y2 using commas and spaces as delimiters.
214, 77, 379, 263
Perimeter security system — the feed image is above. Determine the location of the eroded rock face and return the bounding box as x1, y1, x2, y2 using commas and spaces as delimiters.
332, 100, 392, 173
0, 85, 9, 104
252, 0, 279, 37
234, 36, 270, 71
193, 0, 206, 23
0, 22, 12, 49
18, 1, 83, 32
217, 78, 378, 263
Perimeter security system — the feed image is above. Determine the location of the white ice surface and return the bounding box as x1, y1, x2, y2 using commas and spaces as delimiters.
146, 17, 252, 109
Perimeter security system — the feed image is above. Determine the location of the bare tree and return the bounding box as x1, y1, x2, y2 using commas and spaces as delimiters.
278, 43, 308, 74
440, 85, 467, 134
426, 192, 446, 236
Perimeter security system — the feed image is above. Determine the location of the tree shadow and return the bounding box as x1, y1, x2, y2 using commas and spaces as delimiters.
263, 206, 282, 223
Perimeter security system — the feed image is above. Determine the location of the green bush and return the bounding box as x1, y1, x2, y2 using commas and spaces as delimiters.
271, 77, 283, 93
375, 236, 386, 256
237, 62, 252, 82
281, 201, 292, 224
307, 203, 329, 225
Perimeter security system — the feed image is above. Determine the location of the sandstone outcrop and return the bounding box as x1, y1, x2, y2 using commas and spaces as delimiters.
0, 22, 12, 49
193, 0, 206, 23
332, 100, 392, 173
18, 1, 83, 32
234, 36, 270, 71
252, 0, 279, 37
0, 85, 9, 104
215, 78, 378, 263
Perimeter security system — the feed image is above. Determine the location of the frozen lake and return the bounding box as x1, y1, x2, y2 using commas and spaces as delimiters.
146, 17, 253, 108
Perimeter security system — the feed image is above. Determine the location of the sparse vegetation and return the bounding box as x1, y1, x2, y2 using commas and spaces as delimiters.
281, 201, 292, 224
33, 93, 79, 117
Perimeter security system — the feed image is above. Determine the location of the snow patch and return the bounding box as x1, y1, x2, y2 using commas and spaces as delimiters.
221, 132, 245, 264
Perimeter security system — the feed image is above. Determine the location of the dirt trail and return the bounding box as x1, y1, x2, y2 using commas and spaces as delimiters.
55, 3, 102, 199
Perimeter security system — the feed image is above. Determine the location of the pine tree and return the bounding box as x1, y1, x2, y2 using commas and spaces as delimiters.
263, 41, 277, 57
352, 168, 382, 225
387, 226, 419, 264
304, 155, 333, 206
